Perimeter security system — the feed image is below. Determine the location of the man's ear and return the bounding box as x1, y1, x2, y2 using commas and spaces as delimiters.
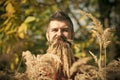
46, 32, 49, 41
71, 32, 75, 40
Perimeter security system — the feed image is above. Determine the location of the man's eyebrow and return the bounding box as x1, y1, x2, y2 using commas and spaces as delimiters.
51, 27, 69, 29
51, 27, 57, 29
62, 27, 70, 29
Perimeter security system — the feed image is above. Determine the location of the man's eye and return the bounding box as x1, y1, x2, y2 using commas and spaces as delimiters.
63, 29, 69, 32
52, 29, 58, 32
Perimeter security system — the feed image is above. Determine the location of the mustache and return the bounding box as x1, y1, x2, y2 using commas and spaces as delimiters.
57, 36, 66, 41
50, 36, 73, 46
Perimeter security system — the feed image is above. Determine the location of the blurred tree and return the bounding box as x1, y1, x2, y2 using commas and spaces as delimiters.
98, 0, 120, 61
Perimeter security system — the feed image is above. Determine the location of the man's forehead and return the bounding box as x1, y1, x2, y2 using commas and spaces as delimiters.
49, 20, 70, 28
50, 26, 69, 29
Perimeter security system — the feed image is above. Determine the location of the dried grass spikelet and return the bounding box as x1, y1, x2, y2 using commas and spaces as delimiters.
74, 64, 98, 80
102, 28, 114, 48
22, 50, 36, 69
80, 10, 114, 49
105, 58, 120, 80
22, 50, 61, 80
38, 53, 61, 74
22, 51, 38, 80
89, 51, 98, 63
70, 57, 90, 77
106, 58, 120, 71
36, 53, 61, 80
62, 42, 75, 78
80, 10, 103, 35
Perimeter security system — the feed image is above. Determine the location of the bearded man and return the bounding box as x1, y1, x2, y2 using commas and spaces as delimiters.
46, 10, 76, 80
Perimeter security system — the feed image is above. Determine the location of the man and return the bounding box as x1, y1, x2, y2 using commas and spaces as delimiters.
22, 10, 76, 80
46, 10, 76, 80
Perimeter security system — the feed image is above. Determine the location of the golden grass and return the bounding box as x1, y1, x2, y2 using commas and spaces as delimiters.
80, 10, 114, 80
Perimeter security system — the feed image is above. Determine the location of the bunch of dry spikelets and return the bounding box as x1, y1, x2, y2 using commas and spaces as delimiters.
22, 50, 61, 80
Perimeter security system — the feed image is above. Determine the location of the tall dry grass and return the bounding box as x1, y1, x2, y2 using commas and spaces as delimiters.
80, 10, 114, 80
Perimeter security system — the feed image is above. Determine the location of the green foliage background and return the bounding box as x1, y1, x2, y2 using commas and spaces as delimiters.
0, 0, 120, 72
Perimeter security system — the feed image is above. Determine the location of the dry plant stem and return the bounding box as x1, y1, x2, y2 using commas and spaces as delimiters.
99, 42, 102, 71
100, 43, 107, 69
16, 56, 23, 73
104, 48, 107, 80
99, 44, 107, 80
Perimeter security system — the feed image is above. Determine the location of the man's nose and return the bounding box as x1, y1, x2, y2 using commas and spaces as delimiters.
57, 30, 63, 36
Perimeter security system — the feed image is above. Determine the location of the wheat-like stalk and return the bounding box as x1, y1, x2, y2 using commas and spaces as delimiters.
80, 10, 114, 80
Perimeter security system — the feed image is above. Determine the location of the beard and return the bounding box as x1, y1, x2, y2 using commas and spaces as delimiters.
46, 36, 75, 78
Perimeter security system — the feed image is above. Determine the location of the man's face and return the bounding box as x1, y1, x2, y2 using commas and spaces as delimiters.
46, 20, 74, 42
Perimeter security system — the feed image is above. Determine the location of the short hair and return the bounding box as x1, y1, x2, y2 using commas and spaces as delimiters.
47, 10, 74, 33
